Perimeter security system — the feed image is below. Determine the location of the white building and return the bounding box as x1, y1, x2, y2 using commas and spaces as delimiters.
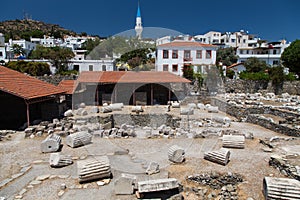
237, 40, 290, 66
195, 30, 259, 48
61, 35, 93, 50
30, 35, 63, 47
156, 40, 217, 76
0, 33, 6, 61
6, 39, 36, 58
69, 59, 115, 73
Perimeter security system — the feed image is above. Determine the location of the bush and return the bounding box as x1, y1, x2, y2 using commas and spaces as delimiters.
226, 69, 235, 79
239, 71, 270, 81
6, 61, 51, 76
182, 65, 194, 80
285, 72, 298, 81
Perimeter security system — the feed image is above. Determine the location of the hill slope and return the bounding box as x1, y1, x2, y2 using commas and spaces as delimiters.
0, 19, 78, 41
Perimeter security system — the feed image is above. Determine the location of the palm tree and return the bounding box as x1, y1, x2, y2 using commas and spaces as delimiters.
12, 44, 26, 57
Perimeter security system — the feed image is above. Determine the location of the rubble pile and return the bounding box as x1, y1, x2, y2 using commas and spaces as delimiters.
269, 155, 300, 181
187, 172, 243, 189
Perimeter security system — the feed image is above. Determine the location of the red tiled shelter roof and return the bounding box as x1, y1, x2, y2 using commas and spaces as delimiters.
0, 66, 66, 100
158, 41, 217, 48
58, 80, 76, 95
77, 71, 191, 84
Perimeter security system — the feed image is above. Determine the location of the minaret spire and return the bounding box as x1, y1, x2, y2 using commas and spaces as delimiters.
135, 0, 143, 39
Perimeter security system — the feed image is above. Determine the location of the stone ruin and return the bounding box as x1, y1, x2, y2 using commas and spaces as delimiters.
41, 134, 61, 153
49, 152, 73, 168
204, 148, 231, 166
263, 177, 300, 199
66, 131, 92, 148
77, 156, 111, 183
168, 145, 185, 163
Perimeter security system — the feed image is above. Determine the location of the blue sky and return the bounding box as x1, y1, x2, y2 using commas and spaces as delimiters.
1, 0, 299, 42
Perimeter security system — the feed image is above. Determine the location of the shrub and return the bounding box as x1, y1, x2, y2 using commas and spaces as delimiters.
239, 71, 270, 81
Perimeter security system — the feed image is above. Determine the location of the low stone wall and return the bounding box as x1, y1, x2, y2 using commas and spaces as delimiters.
113, 114, 180, 128
36, 75, 77, 85
211, 98, 300, 137
246, 115, 300, 137
224, 79, 300, 95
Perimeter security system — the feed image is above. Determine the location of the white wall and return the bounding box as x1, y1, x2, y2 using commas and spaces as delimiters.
156, 45, 217, 76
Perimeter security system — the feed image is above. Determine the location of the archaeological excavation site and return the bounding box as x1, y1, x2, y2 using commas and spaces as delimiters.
0, 74, 300, 200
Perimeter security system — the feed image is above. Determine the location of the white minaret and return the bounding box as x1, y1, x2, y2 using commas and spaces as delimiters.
135, 1, 143, 39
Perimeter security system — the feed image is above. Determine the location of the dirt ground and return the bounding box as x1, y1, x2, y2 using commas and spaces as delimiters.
0, 107, 299, 200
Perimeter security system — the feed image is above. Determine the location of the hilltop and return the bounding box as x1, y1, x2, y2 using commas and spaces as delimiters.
0, 19, 84, 41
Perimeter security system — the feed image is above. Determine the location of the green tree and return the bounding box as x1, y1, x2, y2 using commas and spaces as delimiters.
244, 57, 269, 73
6, 61, 50, 76
182, 65, 194, 81
29, 45, 74, 74
82, 38, 101, 55
12, 44, 26, 57
281, 39, 300, 77
269, 66, 284, 94
216, 47, 238, 66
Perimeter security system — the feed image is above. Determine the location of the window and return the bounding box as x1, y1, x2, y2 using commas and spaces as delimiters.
163, 50, 169, 59
0, 52, 3, 57
89, 65, 93, 71
184, 50, 191, 59
163, 65, 168, 71
243, 39, 246, 43
196, 50, 202, 59
273, 60, 279, 65
102, 65, 106, 71
231, 39, 235, 43
206, 50, 212, 59
73, 65, 79, 71
273, 50, 277, 55
172, 65, 178, 72
240, 50, 243, 54
172, 50, 178, 59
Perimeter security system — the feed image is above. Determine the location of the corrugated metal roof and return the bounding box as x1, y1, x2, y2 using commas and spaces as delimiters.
0, 66, 66, 100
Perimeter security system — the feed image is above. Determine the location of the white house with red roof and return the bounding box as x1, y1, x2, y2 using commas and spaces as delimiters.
156, 40, 217, 76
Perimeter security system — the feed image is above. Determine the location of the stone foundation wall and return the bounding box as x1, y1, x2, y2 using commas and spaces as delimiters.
224, 79, 300, 95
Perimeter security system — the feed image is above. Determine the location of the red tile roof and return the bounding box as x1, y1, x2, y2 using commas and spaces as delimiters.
58, 80, 76, 95
0, 66, 66, 100
77, 71, 191, 84
158, 41, 216, 48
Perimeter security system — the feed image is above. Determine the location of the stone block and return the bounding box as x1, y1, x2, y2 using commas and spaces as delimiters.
114, 173, 137, 195
137, 178, 179, 193
146, 162, 160, 175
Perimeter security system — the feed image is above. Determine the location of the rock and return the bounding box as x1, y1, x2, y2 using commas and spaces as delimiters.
79, 102, 86, 108
60, 183, 67, 190
97, 181, 105, 186
41, 134, 61, 153
36, 174, 50, 181
114, 174, 136, 195
57, 190, 65, 197
207, 106, 219, 113
30, 180, 42, 185
168, 145, 185, 163
64, 109, 73, 117
146, 162, 160, 175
